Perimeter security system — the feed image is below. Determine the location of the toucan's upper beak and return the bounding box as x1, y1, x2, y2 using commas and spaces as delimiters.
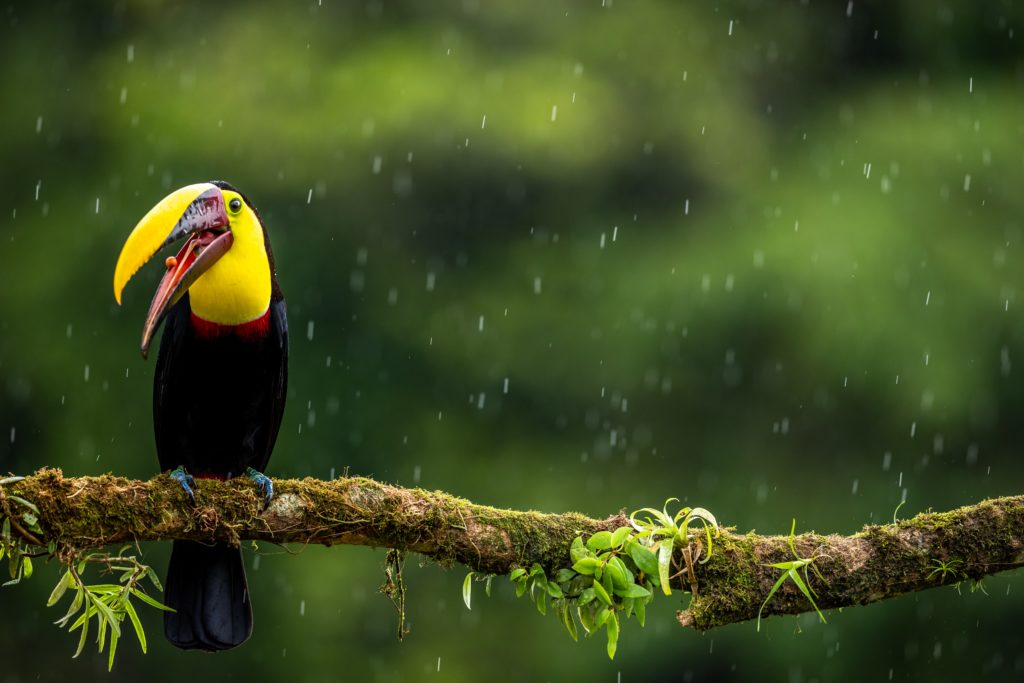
113, 183, 234, 358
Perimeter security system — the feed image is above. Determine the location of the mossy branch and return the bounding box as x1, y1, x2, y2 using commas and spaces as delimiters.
4, 468, 1023, 632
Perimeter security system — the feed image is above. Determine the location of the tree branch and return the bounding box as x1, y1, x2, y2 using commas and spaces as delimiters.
4, 468, 1022, 632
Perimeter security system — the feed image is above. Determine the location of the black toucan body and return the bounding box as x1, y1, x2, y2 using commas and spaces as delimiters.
114, 181, 288, 651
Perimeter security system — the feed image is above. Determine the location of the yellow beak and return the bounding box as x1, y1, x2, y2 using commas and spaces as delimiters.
113, 183, 227, 304
113, 183, 234, 358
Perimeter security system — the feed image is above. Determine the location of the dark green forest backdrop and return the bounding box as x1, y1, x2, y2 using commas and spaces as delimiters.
1, 1, 1023, 681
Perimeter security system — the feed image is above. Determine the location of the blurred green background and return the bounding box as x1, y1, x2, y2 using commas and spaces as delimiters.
2, 1, 1023, 680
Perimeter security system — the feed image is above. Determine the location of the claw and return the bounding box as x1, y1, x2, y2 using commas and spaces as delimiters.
245, 467, 274, 506
169, 466, 196, 503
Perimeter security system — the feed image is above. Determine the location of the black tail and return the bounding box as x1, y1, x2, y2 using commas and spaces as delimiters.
163, 541, 252, 651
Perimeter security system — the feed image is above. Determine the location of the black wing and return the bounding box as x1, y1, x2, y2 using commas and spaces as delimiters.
256, 296, 288, 472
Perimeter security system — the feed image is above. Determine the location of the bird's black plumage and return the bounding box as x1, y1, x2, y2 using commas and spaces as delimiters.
153, 237, 287, 651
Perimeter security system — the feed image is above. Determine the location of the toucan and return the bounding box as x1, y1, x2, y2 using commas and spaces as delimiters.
113, 181, 288, 651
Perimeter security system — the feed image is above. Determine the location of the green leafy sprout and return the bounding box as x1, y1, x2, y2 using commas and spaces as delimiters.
927, 558, 963, 583
1, 477, 172, 671
756, 519, 827, 632
463, 499, 719, 660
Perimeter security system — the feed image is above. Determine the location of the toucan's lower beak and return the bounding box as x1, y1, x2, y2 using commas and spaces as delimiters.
113, 183, 234, 358
140, 228, 233, 358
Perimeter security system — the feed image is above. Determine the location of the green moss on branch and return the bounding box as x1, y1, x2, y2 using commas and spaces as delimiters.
4, 469, 1022, 633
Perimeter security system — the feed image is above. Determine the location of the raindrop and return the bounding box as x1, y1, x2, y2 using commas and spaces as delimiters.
910, 422, 917, 438
728, 19, 734, 35
503, 377, 509, 394
9, 427, 14, 444
35, 180, 41, 201
307, 188, 313, 204
481, 114, 487, 129
968, 76, 973, 93
413, 466, 421, 483
1000, 346, 1011, 376
851, 479, 859, 494
35, 116, 43, 133
963, 174, 971, 192
388, 288, 398, 305
252, 555, 260, 571
307, 320, 315, 341
84, 365, 90, 382
372, 156, 382, 174
478, 315, 484, 332
550, 105, 558, 122
612, 225, 618, 242
882, 452, 892, 471
127, 44, 134, 63
600, 233, 606, 249
533, 277, 542, 294
684, 199, 690, 215
477, 393, 486, 409
426, 272, 436, 291
965, 444, 979, 465
299, 600, 306, 616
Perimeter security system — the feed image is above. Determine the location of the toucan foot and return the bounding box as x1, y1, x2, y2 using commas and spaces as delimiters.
245, 467, 273, 506
169, 466, 196, 503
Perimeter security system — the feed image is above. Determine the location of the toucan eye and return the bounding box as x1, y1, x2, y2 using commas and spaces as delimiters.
228, 198, 242, 213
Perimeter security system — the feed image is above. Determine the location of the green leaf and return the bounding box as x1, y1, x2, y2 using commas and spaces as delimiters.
787, 567, 826, 624
545, 581, 564, 599
47, 571, 72, 607
145, 566, 163, 592
22, 512, 38, 528
578, 604, 596, 635
577, 587, 596, 607
592, 579, 612, 606
586, 531, 614, 552
628, 542, 660, 583
0, 476, 25, 485
603, 558, 625, 589
128, 588, 174, 612
658, 537, 674, 596
515, 578, 528, 598
560, 602, 578, 642
107, 627, 119, 671
535, 590, 547, 616
73, 603, 90, 658
529, 563, 545, 578
572, 557, 601, 576
124, 600, 146, 653
21, 555, 32, 579
614, 583, 651, 599
554, 568, 576, 584
634, 595, 646, 627
608, 556, 632, 588
8, 495, 39, 514
485, 575, 493, 598
606, 610, 620, 660
509, 567, 527, 582
56, 585, 85, 627
757, 571, 791, 632
610, 526, 631, 549
594, 605, 612, 628
570, 536, 588, 564
462, 572, 473, 610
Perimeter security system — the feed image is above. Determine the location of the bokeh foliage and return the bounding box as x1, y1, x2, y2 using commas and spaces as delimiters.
1, 1, 1022, 680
